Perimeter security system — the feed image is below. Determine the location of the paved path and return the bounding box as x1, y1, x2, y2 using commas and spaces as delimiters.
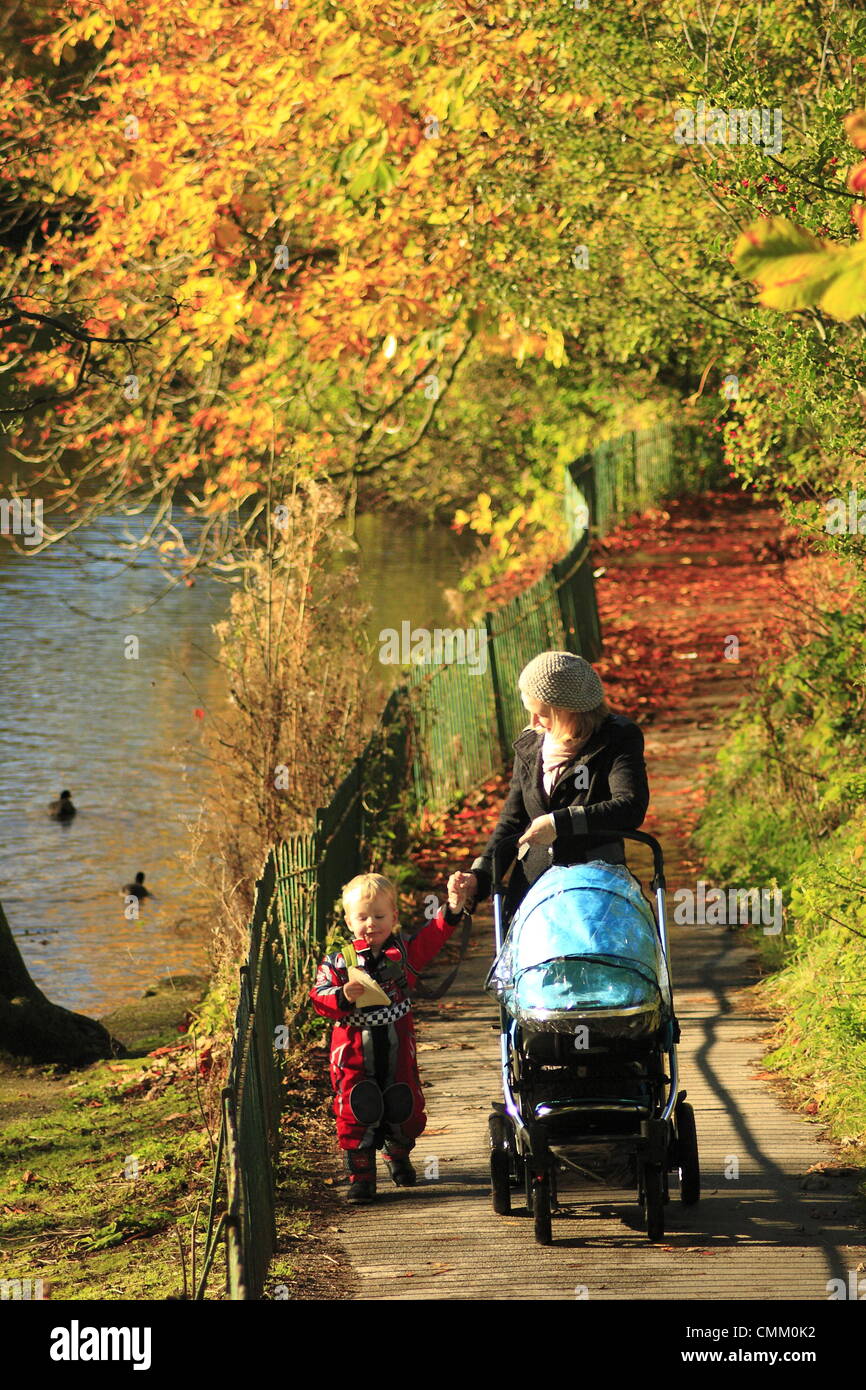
334, 497, 866, 1299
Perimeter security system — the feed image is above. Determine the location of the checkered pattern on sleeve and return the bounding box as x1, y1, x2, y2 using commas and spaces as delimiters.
348, 997, 411, 1028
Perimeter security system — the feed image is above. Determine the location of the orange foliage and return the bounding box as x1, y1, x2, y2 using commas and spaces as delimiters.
2, 0, 587, 510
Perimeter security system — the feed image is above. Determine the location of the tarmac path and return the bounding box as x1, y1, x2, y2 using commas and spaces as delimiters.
334, 494, 866, 1300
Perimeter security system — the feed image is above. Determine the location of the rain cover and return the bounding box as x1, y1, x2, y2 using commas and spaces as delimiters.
486, 863, 671, 1035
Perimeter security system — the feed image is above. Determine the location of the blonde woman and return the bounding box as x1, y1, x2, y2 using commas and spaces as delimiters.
449, 651, 650, 921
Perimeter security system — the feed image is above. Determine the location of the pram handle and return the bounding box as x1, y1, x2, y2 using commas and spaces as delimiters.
490, 829, 666, 894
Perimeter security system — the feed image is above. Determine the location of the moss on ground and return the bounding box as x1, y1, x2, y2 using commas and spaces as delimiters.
0, 1048, 225, 1299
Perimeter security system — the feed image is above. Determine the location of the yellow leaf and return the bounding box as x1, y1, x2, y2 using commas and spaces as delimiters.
544, 329, 566, 368
515, 30, 540, 54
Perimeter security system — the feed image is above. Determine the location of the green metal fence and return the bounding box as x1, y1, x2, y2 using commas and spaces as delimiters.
408, 651, 500, 813
202, 421, 718, 1297
554, 536, 602, 664
197, 701, 416, 1298
486, 571, 565, 751
564, 422, 724, 541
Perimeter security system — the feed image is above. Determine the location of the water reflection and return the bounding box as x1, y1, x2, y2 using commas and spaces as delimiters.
0, 512, 227, 1016
351, 512, 476, 707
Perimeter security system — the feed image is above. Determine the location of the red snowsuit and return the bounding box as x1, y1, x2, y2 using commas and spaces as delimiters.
310, 906, 463, 1151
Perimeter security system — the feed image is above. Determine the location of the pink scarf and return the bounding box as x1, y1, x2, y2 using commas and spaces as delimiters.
540, 731, 583, 797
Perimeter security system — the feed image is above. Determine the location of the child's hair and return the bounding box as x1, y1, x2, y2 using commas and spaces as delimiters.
341, 872, 398, 916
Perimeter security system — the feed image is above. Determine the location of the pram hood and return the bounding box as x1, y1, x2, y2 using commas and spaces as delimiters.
486, 863, 672, 1036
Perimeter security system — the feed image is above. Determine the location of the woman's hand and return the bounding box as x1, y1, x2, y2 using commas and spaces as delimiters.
343, 980, 366, 1003
447, 871, 475, 912
518, 814, 557, 849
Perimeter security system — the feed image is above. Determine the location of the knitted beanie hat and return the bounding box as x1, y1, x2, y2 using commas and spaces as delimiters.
518, 650, 604, 712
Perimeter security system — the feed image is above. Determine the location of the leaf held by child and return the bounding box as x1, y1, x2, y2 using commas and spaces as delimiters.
346, 965, 390, 1007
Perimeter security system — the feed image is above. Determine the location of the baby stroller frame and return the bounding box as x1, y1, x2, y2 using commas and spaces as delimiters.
488, 832, 700, 1244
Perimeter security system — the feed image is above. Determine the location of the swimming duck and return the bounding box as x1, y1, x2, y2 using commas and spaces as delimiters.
122, 871, 152, 900
49, 790, 76, 820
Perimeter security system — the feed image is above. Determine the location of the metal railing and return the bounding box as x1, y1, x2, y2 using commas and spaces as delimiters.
564, 421, 724, 541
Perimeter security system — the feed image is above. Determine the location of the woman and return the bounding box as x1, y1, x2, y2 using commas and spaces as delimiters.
450, 650, 649, 921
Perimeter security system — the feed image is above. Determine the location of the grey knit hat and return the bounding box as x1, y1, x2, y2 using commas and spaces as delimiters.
518, 650, 604, 711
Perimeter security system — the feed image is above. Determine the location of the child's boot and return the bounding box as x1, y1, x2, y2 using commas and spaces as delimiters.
383, 1140, 417, 1187
344, 1147, 376, 1204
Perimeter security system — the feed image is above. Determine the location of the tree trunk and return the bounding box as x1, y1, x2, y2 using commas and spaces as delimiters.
0, 896, 124, 1065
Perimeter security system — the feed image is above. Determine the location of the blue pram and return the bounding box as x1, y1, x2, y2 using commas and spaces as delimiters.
485, 832, 700, 1245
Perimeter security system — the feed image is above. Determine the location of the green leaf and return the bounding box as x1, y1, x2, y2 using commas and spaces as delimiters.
369, 161, 398, 194
347, 161, 398, 201
733, 217, 866, 319
732, 217, 823, 279
336, 138, 370, 174
346, 166, 374, 199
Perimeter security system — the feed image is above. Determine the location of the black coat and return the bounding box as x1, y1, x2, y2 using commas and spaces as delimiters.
470, 713, 649, 915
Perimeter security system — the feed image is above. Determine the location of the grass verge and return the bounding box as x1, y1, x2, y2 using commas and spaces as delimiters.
0, 1041, 224, 1300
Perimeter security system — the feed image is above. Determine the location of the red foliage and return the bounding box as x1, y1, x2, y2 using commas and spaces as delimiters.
589, 491, 793, 721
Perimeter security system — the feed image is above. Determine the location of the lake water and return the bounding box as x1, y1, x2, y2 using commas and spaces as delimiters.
0, 501, 472, 1016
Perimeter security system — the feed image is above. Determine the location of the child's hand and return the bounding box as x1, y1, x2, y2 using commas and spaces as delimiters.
343, 980, 366, 1003
447, 872, 474, 912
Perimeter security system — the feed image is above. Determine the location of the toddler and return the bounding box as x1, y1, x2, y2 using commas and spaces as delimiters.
310, 869, 472, 1203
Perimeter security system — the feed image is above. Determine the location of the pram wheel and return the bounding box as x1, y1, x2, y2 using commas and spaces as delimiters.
527, 1128, 553, 1244
675, 1097, 700, 1206
488, 1114, 512, 1215
512, 1150, 525, 1189
532, 1170, 552, 1245
640, 1162, 665, 1242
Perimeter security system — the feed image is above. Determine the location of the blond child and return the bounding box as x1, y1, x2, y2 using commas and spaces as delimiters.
310, 870, 471, 1203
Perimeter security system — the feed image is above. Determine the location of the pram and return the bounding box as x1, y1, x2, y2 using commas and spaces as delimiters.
485, 832, 700, 1245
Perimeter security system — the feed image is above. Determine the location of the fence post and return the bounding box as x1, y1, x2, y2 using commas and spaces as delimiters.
485, 610, 510, 762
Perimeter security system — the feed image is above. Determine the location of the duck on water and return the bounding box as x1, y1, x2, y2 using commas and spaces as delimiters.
48, 790, 76, 820
122, 872, 152, 900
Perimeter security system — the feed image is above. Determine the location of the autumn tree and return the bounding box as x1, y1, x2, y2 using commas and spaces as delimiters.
0, 2, 585, 561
